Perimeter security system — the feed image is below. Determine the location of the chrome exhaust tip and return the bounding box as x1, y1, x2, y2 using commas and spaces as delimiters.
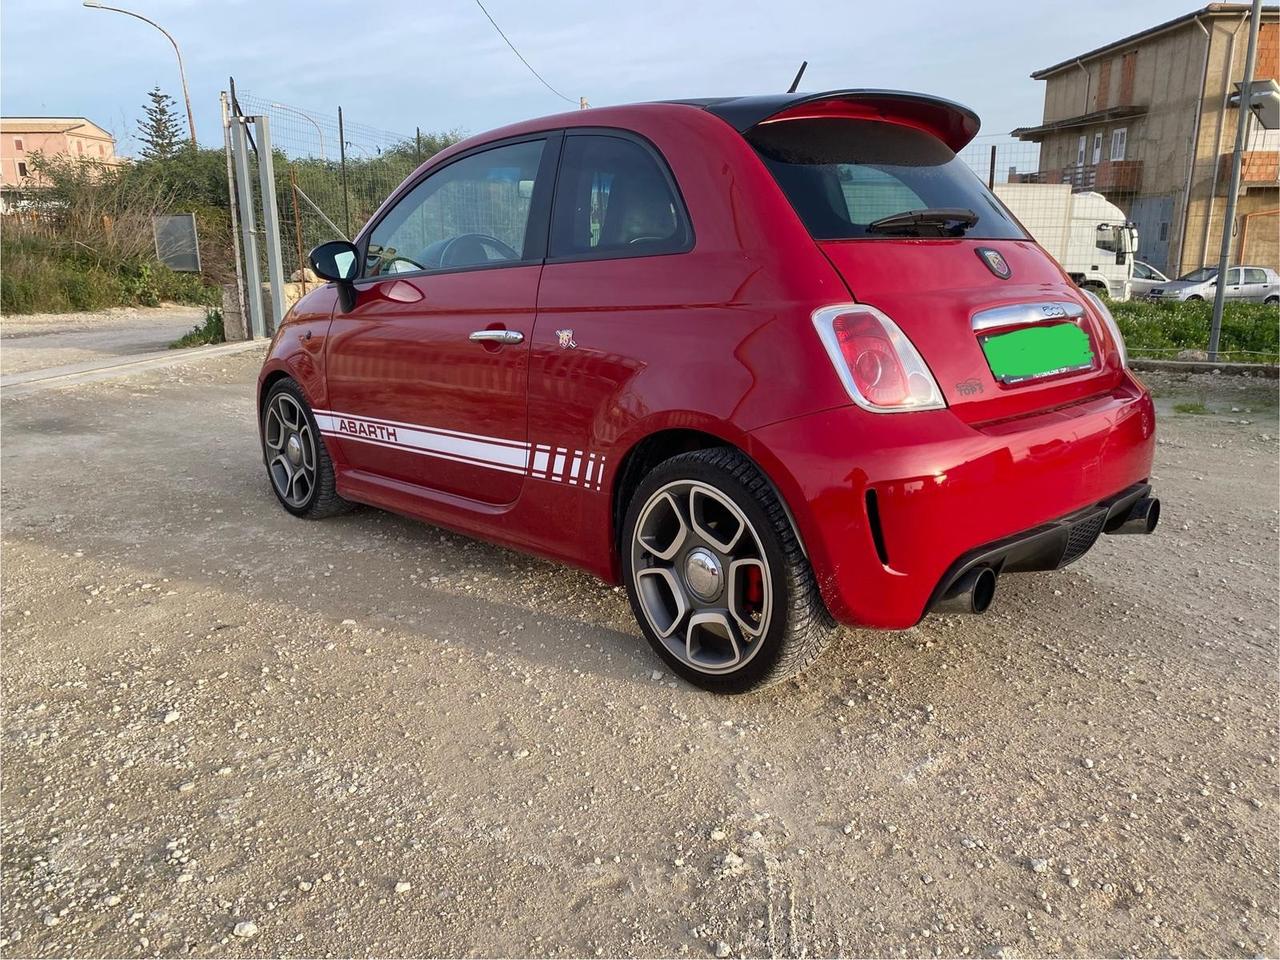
1107, 497, 1160, 535
935, 566, 997, 615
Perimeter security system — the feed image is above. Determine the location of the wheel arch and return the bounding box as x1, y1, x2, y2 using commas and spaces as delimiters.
609, 426, 809, 574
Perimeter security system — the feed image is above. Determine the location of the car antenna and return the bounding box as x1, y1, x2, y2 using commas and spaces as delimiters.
787, 61, 808, 93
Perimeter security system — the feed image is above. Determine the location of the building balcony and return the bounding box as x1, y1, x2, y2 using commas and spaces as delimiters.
1011, 159, 1144, 194
1219, 150, 1280, 189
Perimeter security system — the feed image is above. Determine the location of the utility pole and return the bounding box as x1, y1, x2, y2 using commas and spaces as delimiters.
1209, 0, 1263, 361
82, 0, 196, 146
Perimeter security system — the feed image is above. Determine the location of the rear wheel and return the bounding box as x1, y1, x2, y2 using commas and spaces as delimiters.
1265, 295, 1278, 306
261, 378, 352, 519
622, 448, 833, 693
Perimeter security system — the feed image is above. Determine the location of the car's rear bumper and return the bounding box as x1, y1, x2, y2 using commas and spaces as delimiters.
747, 375, 1157, 628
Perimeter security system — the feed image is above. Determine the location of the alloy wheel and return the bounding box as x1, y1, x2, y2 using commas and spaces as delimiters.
264, 392, 317, 509
630, 480, 772, 674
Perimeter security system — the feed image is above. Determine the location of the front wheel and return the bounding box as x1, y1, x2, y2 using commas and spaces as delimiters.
621, 448, 834, 693
260, 378, 352, 519
1265, 295, 1279, 306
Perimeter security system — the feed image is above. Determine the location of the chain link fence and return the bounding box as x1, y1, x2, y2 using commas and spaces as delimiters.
227, 85, 461, 285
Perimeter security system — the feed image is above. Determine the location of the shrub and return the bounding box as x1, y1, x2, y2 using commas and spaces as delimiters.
1109, 298, 1278, 364
170, 307, 225, 348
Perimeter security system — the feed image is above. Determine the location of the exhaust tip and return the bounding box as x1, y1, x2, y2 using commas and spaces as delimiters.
1108, 496, 1161, 535
971, 567, 997, 614
935, 566, 997, 615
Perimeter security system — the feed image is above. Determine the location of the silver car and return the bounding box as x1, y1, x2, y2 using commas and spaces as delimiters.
1148, 266, 1280, 304
1131, 260, 1169, 298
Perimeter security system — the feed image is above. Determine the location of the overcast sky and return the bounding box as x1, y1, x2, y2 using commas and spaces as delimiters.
2, 0, 1194, 156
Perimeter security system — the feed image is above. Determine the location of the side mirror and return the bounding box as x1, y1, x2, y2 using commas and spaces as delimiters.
309, 240, 360, 311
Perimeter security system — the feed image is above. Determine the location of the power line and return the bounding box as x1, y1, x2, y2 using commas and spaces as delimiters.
472, 0, 576, 105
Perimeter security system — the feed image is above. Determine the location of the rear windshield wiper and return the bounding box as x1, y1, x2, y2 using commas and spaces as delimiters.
866, 208, 979, 236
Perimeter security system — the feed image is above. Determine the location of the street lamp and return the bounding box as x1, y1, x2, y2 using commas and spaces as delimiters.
270, 102, 325, 159
82, 0, 196, 146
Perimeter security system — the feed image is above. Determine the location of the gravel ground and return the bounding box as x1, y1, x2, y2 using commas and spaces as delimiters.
1, 353, 1277, 959
0, 306, 207, 377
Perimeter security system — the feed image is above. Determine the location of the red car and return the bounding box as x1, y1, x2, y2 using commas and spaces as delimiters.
258, 89, 1159, 693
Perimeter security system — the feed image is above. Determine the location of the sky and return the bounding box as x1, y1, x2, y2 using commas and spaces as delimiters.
1, 0, 1199, 158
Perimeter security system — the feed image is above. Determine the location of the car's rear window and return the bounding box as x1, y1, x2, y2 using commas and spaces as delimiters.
747, 118, 1025, 241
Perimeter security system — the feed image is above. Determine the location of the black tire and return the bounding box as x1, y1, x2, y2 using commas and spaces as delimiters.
1265, 296, 1279, 306
260, 378, 352, 519
1187, 295, 1204, 301
621, 447, 834, 693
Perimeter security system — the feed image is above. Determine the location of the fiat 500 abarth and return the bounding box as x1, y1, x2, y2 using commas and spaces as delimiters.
258, 89, 1160, 693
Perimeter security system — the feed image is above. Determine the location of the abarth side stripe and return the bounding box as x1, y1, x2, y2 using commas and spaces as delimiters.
313, 410, 607, 490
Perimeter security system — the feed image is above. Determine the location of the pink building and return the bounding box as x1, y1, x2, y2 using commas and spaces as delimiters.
0, 116, 123, 193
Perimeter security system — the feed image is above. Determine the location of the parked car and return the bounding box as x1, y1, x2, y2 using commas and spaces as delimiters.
1130, 260, 1169, 298
1148, 266, 1280, 303
258, 89, 1159, 693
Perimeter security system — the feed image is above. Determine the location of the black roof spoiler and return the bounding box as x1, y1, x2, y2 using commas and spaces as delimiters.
671, 89, 982, 152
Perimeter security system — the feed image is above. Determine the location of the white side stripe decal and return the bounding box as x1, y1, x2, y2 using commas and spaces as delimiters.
315, 410, 606, 491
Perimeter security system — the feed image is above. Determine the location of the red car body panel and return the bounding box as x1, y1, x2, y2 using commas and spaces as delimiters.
258, 95, 1157, 628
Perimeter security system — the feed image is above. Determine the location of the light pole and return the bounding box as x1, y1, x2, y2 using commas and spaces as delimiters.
270, 102, 325, 159
82, 0, 196, 146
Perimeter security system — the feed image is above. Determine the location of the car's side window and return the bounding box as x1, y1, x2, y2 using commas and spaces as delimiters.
1226, 268, 1242, 285
1244, 268, 1267, 284
1134, 262, 1151, 280
363, 139, 545, 276
549, 134, 691, 259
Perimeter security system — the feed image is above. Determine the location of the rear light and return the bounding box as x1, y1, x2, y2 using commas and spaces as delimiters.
811, 304, 945, 413
1080, 289, 1128, 367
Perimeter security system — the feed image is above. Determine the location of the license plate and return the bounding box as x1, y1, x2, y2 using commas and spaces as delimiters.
980, 323, 1094, 384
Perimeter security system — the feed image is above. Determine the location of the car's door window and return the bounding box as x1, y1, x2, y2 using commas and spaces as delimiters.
1134, 262, 1151, 280
364, 139, 545, 276
549, 134, 691, 259
1244, 268, 1267, 284
1226, 268, 1242, 285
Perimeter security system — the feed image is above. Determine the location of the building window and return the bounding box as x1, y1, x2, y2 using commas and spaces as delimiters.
13, 137, 23, 152
1076, 135, 1086, 166
1159, 221, 1169, 242
1110, 127, 1127, 161
17, 160, 28, 178
1091, 132, 1103, 165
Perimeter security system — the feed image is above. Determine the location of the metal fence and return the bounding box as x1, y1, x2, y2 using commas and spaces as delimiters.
226, 84, 460, 289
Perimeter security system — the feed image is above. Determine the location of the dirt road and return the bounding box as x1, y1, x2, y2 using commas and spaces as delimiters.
0, 306, 206, 377
1, 352, 1276, 958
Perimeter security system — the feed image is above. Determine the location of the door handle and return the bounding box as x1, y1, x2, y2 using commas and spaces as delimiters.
468, 330, 523, 345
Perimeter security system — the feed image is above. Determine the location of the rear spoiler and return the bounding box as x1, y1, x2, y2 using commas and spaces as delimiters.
683, 89, 981, 152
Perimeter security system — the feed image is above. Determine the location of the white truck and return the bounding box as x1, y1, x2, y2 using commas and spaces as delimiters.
994, 183, 1138, 301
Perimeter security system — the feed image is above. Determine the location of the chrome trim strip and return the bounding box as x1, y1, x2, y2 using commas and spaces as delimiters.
971, 301, 1085, 333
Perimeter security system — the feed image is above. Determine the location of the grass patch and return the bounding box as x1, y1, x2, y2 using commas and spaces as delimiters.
0, 233, 219, 315
1109, 298, 1279, 364
170, 307, 225, 348
1172, 401, 1208, 415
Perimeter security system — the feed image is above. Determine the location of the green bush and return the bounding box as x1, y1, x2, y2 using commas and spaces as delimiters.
1109, 298, 1278, 364
170, 307, 225, 348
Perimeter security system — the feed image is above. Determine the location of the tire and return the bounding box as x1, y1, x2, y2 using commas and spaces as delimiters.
1265, 296, 1278, 306
260, 378, 352, 519
621, 447, 834, 693
1187, 295, 1204, 301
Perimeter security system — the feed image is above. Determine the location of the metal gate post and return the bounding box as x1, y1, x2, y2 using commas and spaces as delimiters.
231, 117, 265, 339
254, 115, 287, 334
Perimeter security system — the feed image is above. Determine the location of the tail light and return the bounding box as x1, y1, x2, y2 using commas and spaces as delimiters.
1080, 289, 1128, 368
811, 304, 945, 413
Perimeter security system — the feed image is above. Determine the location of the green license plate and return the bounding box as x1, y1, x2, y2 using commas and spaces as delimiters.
980, 323, 1094, 384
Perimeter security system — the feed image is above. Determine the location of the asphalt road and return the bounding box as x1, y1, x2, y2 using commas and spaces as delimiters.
0, 306, 206, 377
1, 349, 1276, 958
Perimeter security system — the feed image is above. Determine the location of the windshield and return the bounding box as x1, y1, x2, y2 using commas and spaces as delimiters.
746, 118, 1025, 241
1178, 268, 1217, 282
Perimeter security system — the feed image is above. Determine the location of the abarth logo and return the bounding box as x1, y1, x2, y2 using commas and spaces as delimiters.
976, 247, 1011, 279
336, 417, 398, 443
556, 329, 577, 350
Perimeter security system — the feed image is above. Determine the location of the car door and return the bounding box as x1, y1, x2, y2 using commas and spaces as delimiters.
1222, 267, 1246, 301
1242, 268, 1270, 303
323, 134, 558, 506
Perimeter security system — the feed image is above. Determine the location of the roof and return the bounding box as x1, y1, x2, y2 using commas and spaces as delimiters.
0, 117, 115, 139
1031, 3, 1280, 79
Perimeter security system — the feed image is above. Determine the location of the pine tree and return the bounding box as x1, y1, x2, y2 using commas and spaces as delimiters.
138, 87, 182, 160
